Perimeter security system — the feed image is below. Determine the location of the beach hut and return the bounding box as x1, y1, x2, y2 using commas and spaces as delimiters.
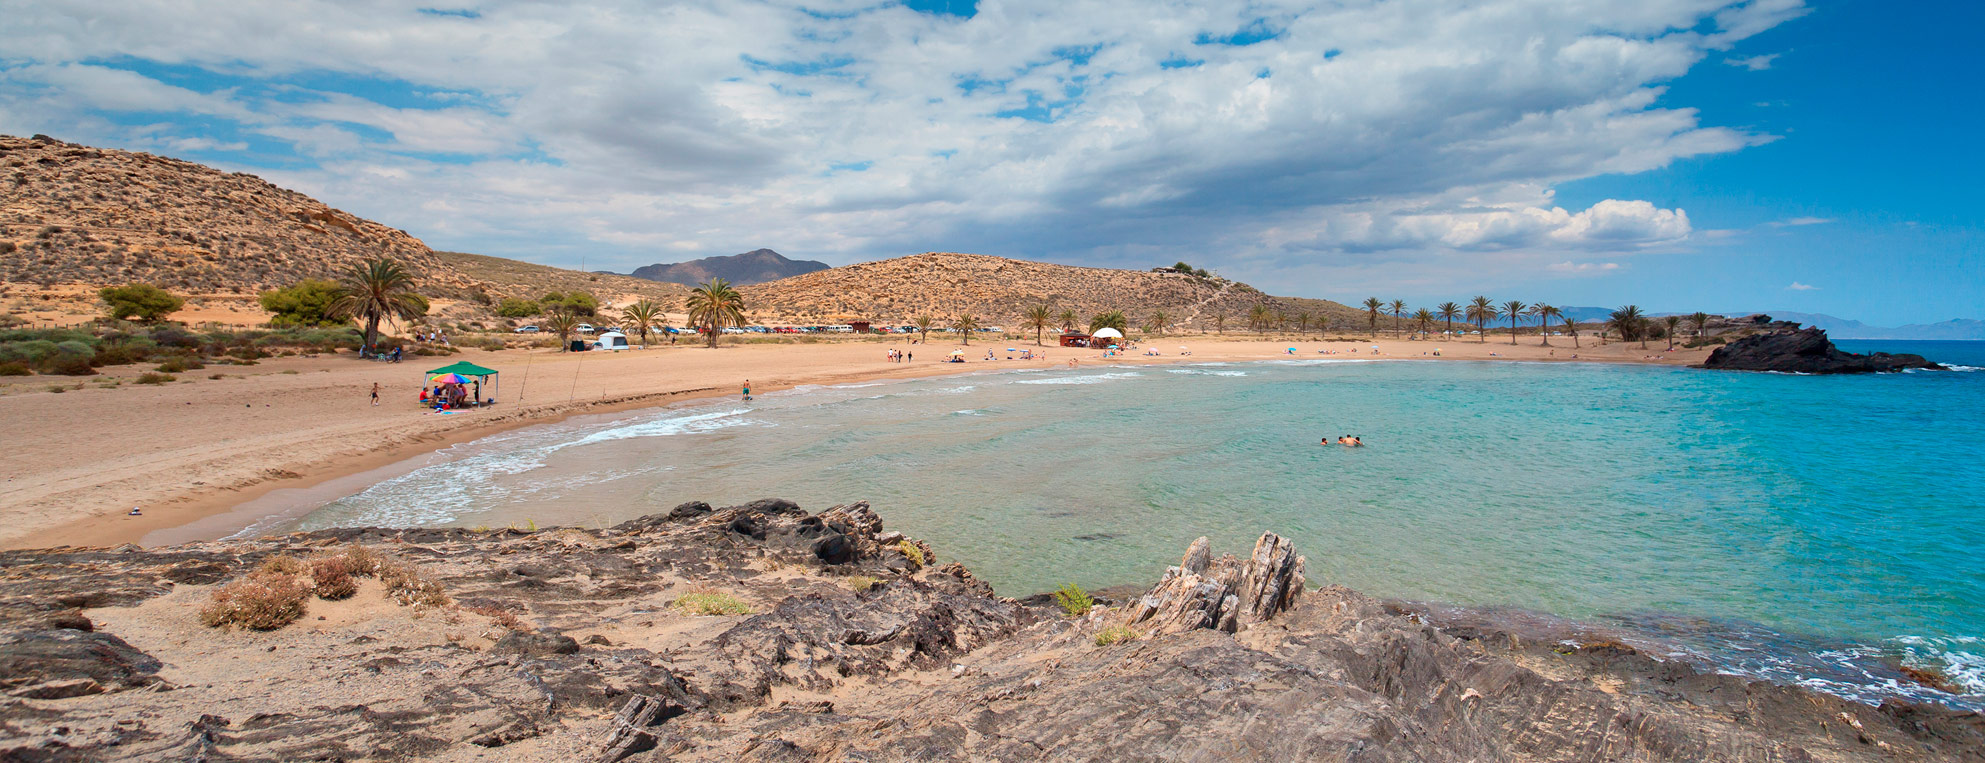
1058, 332, 1092, 348
425, 360, 500, 405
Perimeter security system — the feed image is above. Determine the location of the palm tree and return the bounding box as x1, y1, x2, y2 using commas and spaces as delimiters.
1690, 311, 1711, 342
1089, 310, 1128, 334
1499, 300, 1526, 345
1608, 305, 1647, 348
1151, 309, 1169, 336
1057, 308, 1079, 334
1388, 299, 1406, 337
913, 315, 936, 344
1561, 315, 1579, 348
1437, 302, 1461, 336
1248, 304, 1272, 335
1664, 315, 1683, 350
1024, 304, 1053, 346
619, 300, 662, 347
1412, 308, 1434, 337
685, 278, 747, 348
953, 314, 980, 345
1362, 298, 1383, 336
1273, 310, 1288, 333
1296, 312, 1310, 334
1467, 296, 1495, 342
1531, 304, 1559, 346
1212, 312, 1227, 334
1316, 315, 1329, 336
544, 309, 581, 351
329, 257, 425, 352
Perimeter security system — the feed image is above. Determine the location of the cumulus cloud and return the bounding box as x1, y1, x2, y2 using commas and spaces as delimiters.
0, 0, 1806, 289
1786, 281, 1819, 291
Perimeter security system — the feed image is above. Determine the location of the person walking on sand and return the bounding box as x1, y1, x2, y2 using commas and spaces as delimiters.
370, 382, 381, 407
742, 380, 752, 402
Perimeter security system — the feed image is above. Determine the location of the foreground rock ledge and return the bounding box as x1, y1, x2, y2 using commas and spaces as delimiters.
1, 500, 1980, 761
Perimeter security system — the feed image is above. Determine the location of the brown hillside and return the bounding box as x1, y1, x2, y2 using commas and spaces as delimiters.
741, 252, 1363, 330
0, 134, 464, 294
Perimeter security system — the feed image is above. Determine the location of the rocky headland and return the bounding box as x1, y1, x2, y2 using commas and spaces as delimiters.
1700, 326, 1946, 374
3, 500, 1982, 761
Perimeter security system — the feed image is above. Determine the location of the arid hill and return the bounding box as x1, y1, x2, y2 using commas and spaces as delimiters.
741, 252, 1365, 331
0, 134, 457, 294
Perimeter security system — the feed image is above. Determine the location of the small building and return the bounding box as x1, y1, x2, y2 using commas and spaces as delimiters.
849, 320, 872, 333
1058, 332, 1093, 348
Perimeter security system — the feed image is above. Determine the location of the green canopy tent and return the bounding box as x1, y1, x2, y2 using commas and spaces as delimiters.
425, 361, 499, 406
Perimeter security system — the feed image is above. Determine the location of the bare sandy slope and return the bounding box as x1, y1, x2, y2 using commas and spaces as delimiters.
0, 334, 1709, 550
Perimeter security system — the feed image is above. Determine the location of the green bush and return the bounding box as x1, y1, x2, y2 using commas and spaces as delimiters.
259, 280, 346, 328
135, 372, 176, 385
1094, 625, 1139, 646
99, 284, 184, 323
0, 361, 29, 376
156, 356, 204, 373
0, 339, 59, 363
495, 298, 540, 318
1053, 583, 1094, 617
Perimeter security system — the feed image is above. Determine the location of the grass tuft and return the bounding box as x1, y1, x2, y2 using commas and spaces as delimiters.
1094, 625, 1139, 646
673, 588, 751, 616
844, 575, 882, 592
893, 540, 925, 568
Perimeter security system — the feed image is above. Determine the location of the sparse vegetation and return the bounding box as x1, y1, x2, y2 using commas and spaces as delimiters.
894, 540, 926, 568
464, 602, 526, 630
0, 361, 27, 376
672, 588, 752, 615
134, 371, 175, 385
1053, 583, 1094, 617
258, 279, 346, 328
844, 575, 882, 592
199, 570, 311, 630
1094, 624, 1139, 646
376, 557, 450, 609
98, 283, 184, 323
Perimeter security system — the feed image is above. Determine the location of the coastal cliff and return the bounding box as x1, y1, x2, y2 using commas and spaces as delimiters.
3, 500, 1982, 761
1701, 326, 1945, 373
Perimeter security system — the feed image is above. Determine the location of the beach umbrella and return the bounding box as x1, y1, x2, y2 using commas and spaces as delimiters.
429, 372, 469, 384
949, 349, 965, 356
1108, 344, 1119, 349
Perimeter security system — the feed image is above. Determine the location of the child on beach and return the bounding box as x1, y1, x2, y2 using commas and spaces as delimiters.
370, 382, 380, 407
742, 380, 752, 401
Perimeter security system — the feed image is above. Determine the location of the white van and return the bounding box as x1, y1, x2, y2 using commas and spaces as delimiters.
592, 331, 631, 351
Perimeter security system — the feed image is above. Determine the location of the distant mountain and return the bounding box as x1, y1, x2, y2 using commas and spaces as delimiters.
623, 249, 828, 287
1755, 312, 1985, 341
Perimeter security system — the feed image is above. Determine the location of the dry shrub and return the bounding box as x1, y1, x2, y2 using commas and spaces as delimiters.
377, 558, 449, 609
307, 552, 365, 600
199, 570, 310, 630
1094, 625, 1139, 647
257, 554, 306, 576
844, 575, 882, 592
464, 602, 525, 630
893, 540, 925, 568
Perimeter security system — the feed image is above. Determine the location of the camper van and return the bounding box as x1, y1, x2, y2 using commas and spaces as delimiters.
592, 332, 631, 351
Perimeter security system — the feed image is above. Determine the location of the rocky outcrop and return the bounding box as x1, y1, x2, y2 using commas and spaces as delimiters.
1701, 326, 1946, 373
1124, 532, 1305, 635
2, 501, 1980, 761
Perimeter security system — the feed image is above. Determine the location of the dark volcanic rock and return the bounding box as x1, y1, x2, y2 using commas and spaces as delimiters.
2, 502, 1981, 761
1701, 326, 1945, 373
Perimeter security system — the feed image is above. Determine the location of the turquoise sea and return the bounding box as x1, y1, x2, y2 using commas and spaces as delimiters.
275, 340, 1985, 709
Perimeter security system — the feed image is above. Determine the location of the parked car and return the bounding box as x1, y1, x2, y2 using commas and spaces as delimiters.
514, 325, 540, 333
577, 323, 597, 334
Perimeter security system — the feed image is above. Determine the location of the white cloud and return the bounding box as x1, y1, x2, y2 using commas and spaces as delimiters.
0, 0, 1808, 286
1786, 281, 1819, 291
1769, 216, 1833, 227
1725, 53, 1780, 71
1547, 261, 1623, 274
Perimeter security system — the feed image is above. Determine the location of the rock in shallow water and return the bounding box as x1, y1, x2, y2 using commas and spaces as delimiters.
1700, 327, 1944, 373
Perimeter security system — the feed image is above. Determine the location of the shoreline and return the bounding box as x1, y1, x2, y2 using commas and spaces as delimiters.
1, 336, 1710, 551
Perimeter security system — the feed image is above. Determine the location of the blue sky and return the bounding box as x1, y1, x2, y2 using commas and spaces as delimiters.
0, 0, 1976, 324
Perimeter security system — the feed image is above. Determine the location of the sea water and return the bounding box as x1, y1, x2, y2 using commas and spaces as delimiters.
279, 340, 1985, 709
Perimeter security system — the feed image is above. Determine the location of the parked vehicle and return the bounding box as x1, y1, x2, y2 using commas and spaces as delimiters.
592, 331, 631, 351
514, 325, 540, 333
577, 324, 597, 334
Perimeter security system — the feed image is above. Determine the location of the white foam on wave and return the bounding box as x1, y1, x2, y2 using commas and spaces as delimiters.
1014, 371, 1145, 385
1942, 365, 1981, 372
1265, 358, 1388, 366
1166, 369, 1248, 377
1895, 635, 1985, 695
952, 409, 987, 416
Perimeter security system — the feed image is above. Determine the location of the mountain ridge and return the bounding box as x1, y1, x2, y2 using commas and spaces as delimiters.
622, 248, 828, 287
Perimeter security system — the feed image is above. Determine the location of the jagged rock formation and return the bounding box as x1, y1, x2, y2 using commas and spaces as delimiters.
2, 501, 1981, 761
1125, 532, 1305, 635
739, 251, 1367, 329
1700, 326, 1946, 373
624, 249, 829, 287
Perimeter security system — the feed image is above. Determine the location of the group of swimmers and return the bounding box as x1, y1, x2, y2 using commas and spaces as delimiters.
1325, 435, 1364, 447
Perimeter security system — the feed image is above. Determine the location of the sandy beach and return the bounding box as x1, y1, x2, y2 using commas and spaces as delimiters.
0, 334, 1711, 550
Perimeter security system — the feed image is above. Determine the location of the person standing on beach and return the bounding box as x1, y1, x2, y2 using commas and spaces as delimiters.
370, 382, 381, 407
742, 380, 752, 401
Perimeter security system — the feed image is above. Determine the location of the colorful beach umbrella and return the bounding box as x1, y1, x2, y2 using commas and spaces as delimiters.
429, 372, 469, 384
